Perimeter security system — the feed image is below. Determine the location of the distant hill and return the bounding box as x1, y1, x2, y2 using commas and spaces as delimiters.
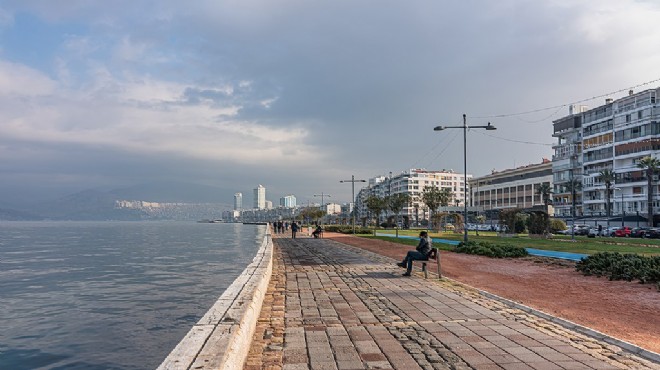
0, 207, 44, 221
109, 182, 231, 204
11, 182, 233, 221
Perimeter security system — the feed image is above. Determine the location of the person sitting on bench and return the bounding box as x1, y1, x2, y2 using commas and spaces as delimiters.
396, 231, 432, 276
312, 224, 323, 238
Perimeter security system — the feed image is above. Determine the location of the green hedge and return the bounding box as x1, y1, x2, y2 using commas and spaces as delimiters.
322, 225, 372, 234
455, 241, 528, 258
576, 252, 660, 284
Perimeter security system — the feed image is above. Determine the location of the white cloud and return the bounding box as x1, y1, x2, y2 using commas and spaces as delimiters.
0, 60, 56, 96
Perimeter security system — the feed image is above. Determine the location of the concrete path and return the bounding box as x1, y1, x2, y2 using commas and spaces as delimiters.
245, 235, 658, 370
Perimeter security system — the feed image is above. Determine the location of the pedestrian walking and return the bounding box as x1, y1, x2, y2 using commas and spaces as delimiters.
291, 221, 298, 239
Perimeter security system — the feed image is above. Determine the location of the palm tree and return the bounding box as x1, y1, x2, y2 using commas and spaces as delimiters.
637, 156, 660, 227
564, 177, 582, 240
599, 169, 615, 220
387, 193, 411, 237
365, 195, 387, 228
421, 186, 442, 230
536, 183, 553, 208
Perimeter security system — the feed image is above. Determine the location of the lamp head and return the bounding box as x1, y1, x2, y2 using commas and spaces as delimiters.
485, 122, 497, 130
433, 126, 445, 131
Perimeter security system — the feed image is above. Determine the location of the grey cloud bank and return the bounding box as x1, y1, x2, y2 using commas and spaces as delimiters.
1, 1, 659, 208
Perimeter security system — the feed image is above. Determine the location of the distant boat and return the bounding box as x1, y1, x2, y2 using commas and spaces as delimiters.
197, 219, 224, 223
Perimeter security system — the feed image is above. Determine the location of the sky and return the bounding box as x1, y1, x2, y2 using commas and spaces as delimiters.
1, 0, 660, 207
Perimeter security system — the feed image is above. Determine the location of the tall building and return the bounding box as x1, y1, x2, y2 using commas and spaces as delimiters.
552, 87, 660, 224
253, 184, 266, 210
470, 159, 553, 215
356, 169, 471, 225
552, 105, 586, 217
280, 195, 297, 208
233, 192, 243, 211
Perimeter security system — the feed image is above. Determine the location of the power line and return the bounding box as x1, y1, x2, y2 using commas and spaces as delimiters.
476, 130, 553, 146
471, 77, 660, 119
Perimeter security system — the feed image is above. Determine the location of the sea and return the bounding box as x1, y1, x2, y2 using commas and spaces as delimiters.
0, 221, 266, 370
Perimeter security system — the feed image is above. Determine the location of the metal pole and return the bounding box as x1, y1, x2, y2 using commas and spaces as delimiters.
463, 114, 468, 243
621, 190, 625, 228
352, 175, 356, 234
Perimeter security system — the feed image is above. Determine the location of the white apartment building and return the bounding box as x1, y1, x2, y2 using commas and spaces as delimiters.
553, 88, 660, 224
470, 160, 553, 216
280, 195, 297, 208
324, 203, 342, 215
253, 184, 266, 210
552, 105, 586, 217
356, 169, 471, 225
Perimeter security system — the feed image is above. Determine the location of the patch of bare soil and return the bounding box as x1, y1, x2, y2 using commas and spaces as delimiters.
325, 232, 660, 353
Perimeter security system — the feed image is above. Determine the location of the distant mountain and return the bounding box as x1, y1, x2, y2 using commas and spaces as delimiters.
33, 188, 148, 221
0, 207, 44, 221
109, 181, 231, 204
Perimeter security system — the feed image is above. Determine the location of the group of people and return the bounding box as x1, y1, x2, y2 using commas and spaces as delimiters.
272, 220, 290, 234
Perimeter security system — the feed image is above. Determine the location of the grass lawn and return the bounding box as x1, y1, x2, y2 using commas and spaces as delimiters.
372, 229, 660, 256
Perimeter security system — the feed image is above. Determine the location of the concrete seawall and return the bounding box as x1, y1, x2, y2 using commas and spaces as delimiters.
158, 229, 273, 370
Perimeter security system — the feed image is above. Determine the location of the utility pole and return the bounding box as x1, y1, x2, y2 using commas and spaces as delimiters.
340, 176, 366, 234
314, 193, 331, 225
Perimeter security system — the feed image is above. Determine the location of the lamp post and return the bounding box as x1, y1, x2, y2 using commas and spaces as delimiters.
340, 176, 366, 234
314, 193, 331, 225
434, 114, 496, 243
614, 187, 624, 227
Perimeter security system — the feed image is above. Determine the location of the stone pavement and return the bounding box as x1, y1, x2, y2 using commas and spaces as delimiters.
244, 234, 659, 370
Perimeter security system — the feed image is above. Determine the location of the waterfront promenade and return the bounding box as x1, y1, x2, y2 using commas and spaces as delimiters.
245, 233, 658, 370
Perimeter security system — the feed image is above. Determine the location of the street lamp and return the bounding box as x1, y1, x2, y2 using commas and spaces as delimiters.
614, 187, 624, 227
434, 114, 496, 243
314, 192, 331, 225
340, 176, 366, 234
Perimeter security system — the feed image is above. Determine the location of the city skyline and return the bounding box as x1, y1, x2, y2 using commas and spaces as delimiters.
1, 2, 660, 206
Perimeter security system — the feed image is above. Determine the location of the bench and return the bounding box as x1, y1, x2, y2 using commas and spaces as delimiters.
412, 248, 441, 279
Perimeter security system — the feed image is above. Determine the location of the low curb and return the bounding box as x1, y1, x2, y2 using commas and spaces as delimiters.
158, 228, 273, 370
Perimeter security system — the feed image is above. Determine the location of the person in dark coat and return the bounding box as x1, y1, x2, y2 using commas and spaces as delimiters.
396, 231, 432, 276
291, 221, 299, 239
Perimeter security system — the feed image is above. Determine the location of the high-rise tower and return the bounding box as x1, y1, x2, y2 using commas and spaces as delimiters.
253, 185, 266, 210
233, 193, 243, 211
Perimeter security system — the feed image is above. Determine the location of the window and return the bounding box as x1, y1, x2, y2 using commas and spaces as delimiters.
626, 114, 631, 123
638, 111, 643, 120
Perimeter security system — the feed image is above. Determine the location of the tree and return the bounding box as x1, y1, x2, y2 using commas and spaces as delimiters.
365, 195, 387, 228
637, 156, 660, 227
438, 188, 453, 207
599, 169, 615, 220
536, 183, 553, 208
564, 177, 582, 239
387, 193, 411, 237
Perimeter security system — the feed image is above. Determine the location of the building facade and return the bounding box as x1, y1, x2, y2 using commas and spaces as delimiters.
470, 160, 553, 216
280, 195, 297, 208
233, 192, 243, 211
356, 169, 471, 225
253, 184, 266, 210
552, 88, 660, 224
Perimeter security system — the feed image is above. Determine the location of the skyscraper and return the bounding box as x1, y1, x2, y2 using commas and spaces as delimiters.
233, 193, 243, 211
280, 195, 297, 208
253, 184, 266, 210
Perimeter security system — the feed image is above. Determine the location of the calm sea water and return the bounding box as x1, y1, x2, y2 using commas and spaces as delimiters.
0, 221, 266, 370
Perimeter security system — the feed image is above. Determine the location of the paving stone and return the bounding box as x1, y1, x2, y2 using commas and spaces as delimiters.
243, 236, 658, 370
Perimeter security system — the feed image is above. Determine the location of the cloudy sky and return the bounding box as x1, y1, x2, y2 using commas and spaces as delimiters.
1, 1, 659, 206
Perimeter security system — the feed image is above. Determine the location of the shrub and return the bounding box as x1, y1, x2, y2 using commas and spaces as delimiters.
576, 252, 660, 284
549, 218, 567, 233
455, 241, 528, 258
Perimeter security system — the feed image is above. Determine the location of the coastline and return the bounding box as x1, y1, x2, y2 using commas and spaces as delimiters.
158, 226, 273, 369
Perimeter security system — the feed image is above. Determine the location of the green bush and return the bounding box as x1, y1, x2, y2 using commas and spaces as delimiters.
455, 241, 528, 258
549, 218, 567, 233
323, 225, 372, 234
576, 252, 660, 284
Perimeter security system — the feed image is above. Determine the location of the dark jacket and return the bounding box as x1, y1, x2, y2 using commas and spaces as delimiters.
416, 237, 431, 256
